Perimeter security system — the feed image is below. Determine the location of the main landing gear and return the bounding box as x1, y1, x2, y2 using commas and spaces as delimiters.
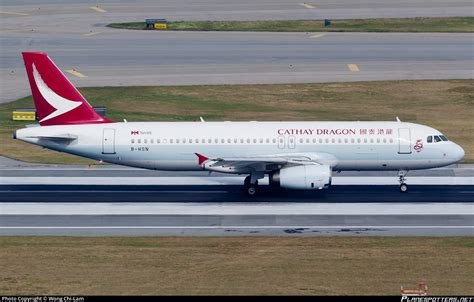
244, 175, 258, 196
398, 170, 409, 193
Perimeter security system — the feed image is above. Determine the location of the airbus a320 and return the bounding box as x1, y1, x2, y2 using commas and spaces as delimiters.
14, 52, 465, 195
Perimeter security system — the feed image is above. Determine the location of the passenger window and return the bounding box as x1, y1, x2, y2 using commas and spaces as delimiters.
170, 139, 173, 144
208, 139, 212, 143
241, 138, 244, 143
259, 138, 263, 143
344, 138, 348, 143
272, 138, 276, 144
313, 138, 316, 143
319, 139, 323, 143
131, 139, 135, 144
150, 139, 154, 144
182, 139, 186, 144
201, 139, 205, 143
247, 138, 250, 143
266, 138, 270, 143
137, 139, 141, 144
176, 139, 180, 144
427, 136, 432, 143
234, 138, 238, 143
215, 138, 218, 143
299, 138, 304, 143
351, 138, 355, 143
228, 138, 232, 143
157, 139, 161, 144
338, 138, 341, 143
358, 138, 361, 143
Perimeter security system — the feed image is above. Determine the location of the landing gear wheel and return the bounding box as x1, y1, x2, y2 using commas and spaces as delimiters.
398, 170, 409, 193
247, 185, 257, 196
400, 183, 408, 193
244, 177, 258, 196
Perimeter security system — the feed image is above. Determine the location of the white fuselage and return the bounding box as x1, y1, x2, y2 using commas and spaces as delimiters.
15, 121, 465, 172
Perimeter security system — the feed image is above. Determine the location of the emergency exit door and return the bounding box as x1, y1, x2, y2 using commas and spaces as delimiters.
102, 128, 116, 154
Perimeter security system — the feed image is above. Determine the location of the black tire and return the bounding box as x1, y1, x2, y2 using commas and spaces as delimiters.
247, 185, 257, 196
400, 183, 408, 193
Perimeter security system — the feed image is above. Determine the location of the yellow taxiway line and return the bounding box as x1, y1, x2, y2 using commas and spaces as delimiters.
64, 69, 87, 78
309, 33, 326, 39
300, 3, 316, 9
89, 6, 107, 13
347, 64, 360, 72
83, 31, 101, 36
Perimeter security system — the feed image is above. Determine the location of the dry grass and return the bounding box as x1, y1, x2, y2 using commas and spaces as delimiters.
1, 80, 473, 164
0, 237, 472, 295
108, 17, 474, 33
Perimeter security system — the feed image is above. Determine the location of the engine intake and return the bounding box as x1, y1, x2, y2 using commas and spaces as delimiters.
272, 165, 332, 190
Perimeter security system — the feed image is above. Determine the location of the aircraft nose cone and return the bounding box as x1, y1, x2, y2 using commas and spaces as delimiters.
452, 144, 465, 162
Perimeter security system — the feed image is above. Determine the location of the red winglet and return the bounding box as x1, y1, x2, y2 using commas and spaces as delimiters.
195, 153, 209, 165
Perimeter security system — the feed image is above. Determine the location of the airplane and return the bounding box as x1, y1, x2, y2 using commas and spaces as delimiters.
14, 52, 465, 195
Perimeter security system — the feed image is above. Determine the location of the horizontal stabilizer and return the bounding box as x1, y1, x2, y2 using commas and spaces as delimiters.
26, 134, 78, 141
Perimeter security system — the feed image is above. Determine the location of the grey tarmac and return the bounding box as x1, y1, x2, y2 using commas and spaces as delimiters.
1, 0, 473, 103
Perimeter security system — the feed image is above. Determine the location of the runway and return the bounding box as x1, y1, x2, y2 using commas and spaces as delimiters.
1, 183, 473, 202
1, 158, 473, 236
1, 0, 473, 103
1, 199, 472, 236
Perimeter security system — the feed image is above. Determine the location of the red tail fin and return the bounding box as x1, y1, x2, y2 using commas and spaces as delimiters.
22, 52, 113, 126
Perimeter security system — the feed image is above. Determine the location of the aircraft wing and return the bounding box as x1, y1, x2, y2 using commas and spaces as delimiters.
195, 152, 337, 174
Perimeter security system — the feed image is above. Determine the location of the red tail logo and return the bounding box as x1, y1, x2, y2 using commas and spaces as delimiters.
22, 52, 113, 126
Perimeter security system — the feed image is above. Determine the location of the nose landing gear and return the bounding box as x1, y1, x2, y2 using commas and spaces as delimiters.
398, 170, 408, 193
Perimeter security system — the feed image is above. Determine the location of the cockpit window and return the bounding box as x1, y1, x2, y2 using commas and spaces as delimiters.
427, 136, 432, 143
434, 135, 442, 142
440, 135, 448, 141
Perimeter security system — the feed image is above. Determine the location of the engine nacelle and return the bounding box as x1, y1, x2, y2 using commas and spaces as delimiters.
272, 165, 332, 190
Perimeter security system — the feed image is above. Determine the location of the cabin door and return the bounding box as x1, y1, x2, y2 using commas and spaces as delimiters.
102, 128, 116, 154
398, 128, 411, 154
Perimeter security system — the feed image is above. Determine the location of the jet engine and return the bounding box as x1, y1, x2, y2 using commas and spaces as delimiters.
271, 165, 332, 190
